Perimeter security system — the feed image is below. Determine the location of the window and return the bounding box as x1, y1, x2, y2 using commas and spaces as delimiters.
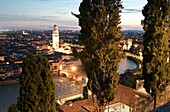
122, 104, 125, 109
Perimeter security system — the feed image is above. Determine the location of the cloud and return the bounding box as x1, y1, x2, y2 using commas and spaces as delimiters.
122, 9, 142, 13
0, 13, 79, 30
55, 11, 68, 15
0, 14, 57, 22
0, 14, 7, 16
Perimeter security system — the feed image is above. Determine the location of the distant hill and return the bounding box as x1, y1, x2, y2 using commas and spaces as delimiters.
121, 30, 145, 33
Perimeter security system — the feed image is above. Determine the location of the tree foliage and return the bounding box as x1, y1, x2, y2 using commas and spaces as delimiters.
119, 73, 136, 89
142, 0, 170, 108
73, 0, 123, 111
17, 53, 56, 112
8, 104, 19, 112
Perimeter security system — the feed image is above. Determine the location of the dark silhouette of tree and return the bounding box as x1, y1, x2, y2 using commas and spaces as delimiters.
73, 0, 123, 111
8, 104, 19, 112
142, 0, 170, 108
17, 53, 56, 112
119, 72, 136, 89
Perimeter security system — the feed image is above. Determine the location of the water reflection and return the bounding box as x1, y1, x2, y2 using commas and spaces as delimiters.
119, 57, 137, 74
0, 83, 19, 112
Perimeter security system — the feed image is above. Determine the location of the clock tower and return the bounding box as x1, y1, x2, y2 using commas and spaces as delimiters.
52, 24, 59, 51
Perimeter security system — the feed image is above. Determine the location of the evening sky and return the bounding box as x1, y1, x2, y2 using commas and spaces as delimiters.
0, 0, 147, 30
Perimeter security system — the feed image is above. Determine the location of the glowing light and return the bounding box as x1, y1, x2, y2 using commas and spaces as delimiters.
71, 66, 77, 71
60, 64, 63, 70
134, 44, 138, 47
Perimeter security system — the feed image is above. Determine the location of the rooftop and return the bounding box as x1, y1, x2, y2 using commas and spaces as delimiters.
54, 76, 83, 100
59, 99, 94, 112
59, 84, 136, 112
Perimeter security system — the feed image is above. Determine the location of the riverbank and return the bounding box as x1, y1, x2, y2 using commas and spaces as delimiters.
126, 55, 142, 74
0, 79, 19, 86
125, 52, 143, 61
127, 56, 142, 66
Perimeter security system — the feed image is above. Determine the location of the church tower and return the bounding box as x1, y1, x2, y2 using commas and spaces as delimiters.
52, 24, 59, 51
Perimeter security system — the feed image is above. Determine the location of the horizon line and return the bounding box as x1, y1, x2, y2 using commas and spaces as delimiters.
0, 25, 144, 31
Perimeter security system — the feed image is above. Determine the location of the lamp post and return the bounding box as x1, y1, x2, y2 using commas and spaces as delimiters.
167, 57, 169, 63
58, 64, 63, 75
71, 66, 77, 71
71, 66, 77, 80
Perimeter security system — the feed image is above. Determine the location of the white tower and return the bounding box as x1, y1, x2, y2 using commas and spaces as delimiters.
52, 24, 59, 51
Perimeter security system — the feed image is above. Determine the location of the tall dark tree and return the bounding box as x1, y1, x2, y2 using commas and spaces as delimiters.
17, 53, 56, 112
142, 0, 170, 108
8, 104, 19, 112
73, 0, 123, 111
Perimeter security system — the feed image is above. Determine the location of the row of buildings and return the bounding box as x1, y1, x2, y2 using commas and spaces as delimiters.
0, 24, 64, 80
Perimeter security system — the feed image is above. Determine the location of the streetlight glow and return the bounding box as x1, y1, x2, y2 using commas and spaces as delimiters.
59, 64, 63, 70
71, 66, 77, 71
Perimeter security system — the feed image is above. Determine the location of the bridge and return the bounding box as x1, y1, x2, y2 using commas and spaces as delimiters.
125, 52, 143, 61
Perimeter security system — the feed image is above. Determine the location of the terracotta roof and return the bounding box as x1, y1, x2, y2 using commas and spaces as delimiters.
112, 84, 135, 106
59, 99, 94, 112
59, 84, 136, 112
82, 105, 95, 112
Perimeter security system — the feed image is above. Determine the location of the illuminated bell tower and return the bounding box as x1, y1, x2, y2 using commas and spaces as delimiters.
52, 24, 59, 51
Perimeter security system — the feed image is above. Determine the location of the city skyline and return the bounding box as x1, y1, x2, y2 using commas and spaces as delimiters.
0, 0, 147, 30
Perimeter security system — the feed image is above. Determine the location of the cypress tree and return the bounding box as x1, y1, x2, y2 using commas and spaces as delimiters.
17, 53, 56, 112
73, 0, 123, 111
8, 104, 19, 112
142, 0, 170, 108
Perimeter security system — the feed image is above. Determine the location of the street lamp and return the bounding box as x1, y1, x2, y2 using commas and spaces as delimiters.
59, 64, 63, 71
71, 66, 77, 71
167, 57, 169, 63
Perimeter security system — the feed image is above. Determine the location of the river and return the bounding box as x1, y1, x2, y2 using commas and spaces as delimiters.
0, 83, 20, 112
0, 57, 137, 112
118, 57, 137, 74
